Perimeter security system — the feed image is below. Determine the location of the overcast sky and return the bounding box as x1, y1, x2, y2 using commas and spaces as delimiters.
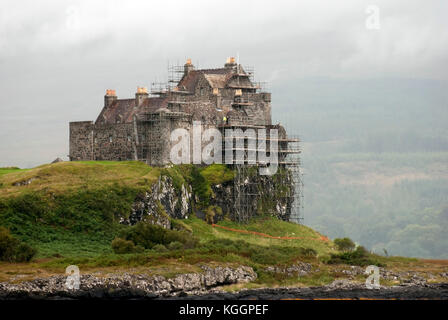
1, 0, 447, 167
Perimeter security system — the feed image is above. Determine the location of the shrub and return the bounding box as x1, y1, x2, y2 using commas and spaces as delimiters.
170, 220, 193, 233
111, 237, 136, 254
167, 241, 184, 250
299, 247, 317, 257
205, 206, 216, 224
191, 166, 212, 207
120, 222, 198, 249
334, 237, 356, 252
326, 245, 384, 267
164, 229, 198, 249
121, 222, 165, 249
0, 227, 37, 262
13, 243, 37, 262
152, 244, 168, 253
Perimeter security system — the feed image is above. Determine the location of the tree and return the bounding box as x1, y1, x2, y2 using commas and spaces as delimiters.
334, 237, 356, 252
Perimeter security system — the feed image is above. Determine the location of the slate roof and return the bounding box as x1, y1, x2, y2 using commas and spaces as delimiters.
177, 67, 249, 92
95, 96, 169, 124
95, 66, 250, 124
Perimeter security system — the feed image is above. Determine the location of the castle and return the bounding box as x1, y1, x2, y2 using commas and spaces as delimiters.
69, 57, 302, 222
69, 57, 299, 166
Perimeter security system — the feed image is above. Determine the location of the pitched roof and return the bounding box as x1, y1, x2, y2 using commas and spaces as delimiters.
95, 96, 169, 124
177, 67, 249, 92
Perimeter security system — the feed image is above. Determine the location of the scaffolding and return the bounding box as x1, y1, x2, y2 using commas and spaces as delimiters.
144, 60, 302, 223
168, 63, 185, 90
135, 111, 191, 166
284, 135, 304, 224
221, 126, 303, 224
150, 62, 185, 96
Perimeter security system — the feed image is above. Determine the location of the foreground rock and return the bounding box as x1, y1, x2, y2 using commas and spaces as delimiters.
0, 266, 256, 300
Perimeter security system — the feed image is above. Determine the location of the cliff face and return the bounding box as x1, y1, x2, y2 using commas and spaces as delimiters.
120, 176, 193, 228
124, 167, 294, 227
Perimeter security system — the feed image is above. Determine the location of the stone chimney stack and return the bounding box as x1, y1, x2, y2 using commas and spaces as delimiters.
135, 87, 149, 107
184, 58, 194, 76
104, 89, 117, 107
224, 57, 237, 69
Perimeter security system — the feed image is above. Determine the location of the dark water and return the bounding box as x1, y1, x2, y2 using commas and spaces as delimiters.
165, 284, 448, 300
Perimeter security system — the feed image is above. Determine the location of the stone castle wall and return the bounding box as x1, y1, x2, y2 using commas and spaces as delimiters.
69, 121, 135, 161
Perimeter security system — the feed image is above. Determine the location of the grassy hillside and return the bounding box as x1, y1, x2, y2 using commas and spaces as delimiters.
0, 161, 333, 258
1, 161, 444, 288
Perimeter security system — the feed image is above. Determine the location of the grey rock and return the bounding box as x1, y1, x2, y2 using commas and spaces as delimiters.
265, 262, 312, 277
0, 266, 256, 300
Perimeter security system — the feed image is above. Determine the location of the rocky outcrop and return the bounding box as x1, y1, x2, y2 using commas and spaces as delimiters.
12, 177, 35, 186
121, 176, 193, 227
122, 168, 294, 227
208, 170, 294, 223
0, 266, 256, 300
265, 262, 312, 277
332, 266, 431, 285
51, 157, 64, 164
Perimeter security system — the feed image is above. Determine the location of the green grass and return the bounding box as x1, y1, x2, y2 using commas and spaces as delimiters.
1, 161, 331, 260
0, 161, 426, 287
0, 161, 159, 198
183, 216, 335, 256
0, 167, 29, 177
200, 164, 235, 185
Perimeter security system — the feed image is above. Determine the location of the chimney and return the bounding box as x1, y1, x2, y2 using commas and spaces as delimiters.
135, 86, 149, 107
225, 57, 237, 69
184, 58, 194, 76
104, 89, 117, 107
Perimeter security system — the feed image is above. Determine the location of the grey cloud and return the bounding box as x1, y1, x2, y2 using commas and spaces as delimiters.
0, 0, 447, 167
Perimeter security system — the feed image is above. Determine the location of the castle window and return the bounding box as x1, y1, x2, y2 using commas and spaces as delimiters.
127, 135, 131, 142
109, 136, 113, 143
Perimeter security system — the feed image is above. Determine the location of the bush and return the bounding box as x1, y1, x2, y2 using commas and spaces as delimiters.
111, 237, 137, 254
152, 244, 168, 253
299, 247, 317, 257
170, 220, 193, 233
205, 206, 215, 224
326, 245, 384, 267
14, 243, 38, 262
0, 227, 36, 262
167, 241, 184, 250
120, 222, 198, 249
334, 237, 356, 252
